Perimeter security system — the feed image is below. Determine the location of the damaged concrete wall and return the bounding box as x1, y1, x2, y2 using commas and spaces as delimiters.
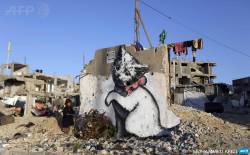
2, 79, 26, 97
80, 45, 180, 137
233, 77, 250, 106
13, 65, 29, 76
0, 63, 76, 117
84, 45, 169, 76
170, 60, 216, 87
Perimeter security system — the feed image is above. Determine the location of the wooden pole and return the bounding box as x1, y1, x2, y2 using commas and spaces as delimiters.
136, 10, 153, 48
134, 0, 140, 43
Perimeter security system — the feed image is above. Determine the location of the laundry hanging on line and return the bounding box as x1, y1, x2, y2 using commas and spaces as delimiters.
192, 39, 203, 50
170, 38, 203, 56
173, 42, 188, 56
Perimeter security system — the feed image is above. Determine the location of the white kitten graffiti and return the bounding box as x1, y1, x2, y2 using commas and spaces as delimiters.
79, 45, 180, 138
105, 47, 165, 137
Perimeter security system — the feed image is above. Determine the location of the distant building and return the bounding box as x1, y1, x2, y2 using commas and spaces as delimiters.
232, 77, 250, 106
0, 63, 75, 98
170, 60, 216, 87
167, 41, 216, 106
0, 62, 78, 116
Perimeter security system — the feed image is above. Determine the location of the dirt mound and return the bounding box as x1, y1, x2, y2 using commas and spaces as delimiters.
0, 116, 62, 139
40, 117, 62, 134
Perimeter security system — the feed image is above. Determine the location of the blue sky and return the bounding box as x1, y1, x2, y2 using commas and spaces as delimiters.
0, 0, 249, 84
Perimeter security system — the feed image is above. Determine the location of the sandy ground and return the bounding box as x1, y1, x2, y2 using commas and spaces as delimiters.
0, 116, 62, 138
0, 101, 63, 139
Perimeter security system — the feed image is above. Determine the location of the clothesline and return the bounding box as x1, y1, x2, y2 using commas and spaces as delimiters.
168, 38, 203, 56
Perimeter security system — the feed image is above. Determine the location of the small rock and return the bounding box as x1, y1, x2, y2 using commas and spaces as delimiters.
98, 150, 108, 154
57, 146, 64, 152
2, 144, 9, 148
86, 145, 91, 150
146, 147, 153, 153
132, 150, 138, 154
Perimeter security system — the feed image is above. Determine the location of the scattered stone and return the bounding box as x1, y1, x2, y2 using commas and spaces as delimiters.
56, 146, 63, 152
0, 105, 249, 154
13, 133, 26, 139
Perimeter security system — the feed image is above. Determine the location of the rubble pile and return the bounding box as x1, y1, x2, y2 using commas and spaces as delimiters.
74, 110, 116, 139
170, 104, 250, 149
0, 115, 15, 126
0, 105, 249, 154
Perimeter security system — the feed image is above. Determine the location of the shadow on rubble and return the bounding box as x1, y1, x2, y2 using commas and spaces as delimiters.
53, 111, 63, 128
211, 104, 250, 128
186, 100, 250, 128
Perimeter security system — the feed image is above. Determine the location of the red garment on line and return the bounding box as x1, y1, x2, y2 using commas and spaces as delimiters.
174, 42, 187, 55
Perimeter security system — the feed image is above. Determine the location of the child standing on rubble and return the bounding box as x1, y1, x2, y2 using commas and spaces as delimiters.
62, 98, 75, 134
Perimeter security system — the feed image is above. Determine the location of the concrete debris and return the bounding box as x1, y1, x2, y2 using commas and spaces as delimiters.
184, 90, 208, 110
170, 104, 250, 149
0, 105, 248, 154
74, 110, 116, 139
2, 96, 26, 107
170, 60, 216, 87
233, 76, 250, 107
0, 63, 79, 117
0, 115, 14, 126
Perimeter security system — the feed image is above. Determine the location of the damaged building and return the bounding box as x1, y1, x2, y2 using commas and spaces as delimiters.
0, 63, 78, 117
170, 60, 219, 106
165, 39, 220, 109
233, 77, 250, 107
170, 61, 216, 87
